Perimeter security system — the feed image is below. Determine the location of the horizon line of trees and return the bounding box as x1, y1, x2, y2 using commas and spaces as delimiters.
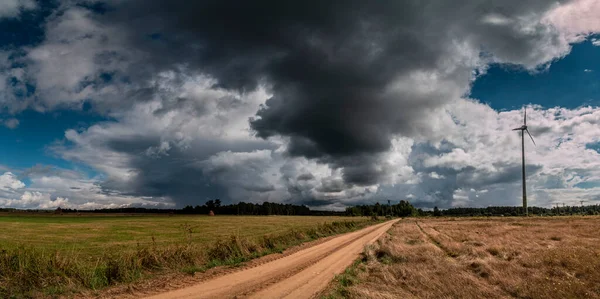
343, 202, 600, 217
0, 200, 344, 216
1, 200, 599, 217
345, 200, 419, 217
434, 204, 600, 217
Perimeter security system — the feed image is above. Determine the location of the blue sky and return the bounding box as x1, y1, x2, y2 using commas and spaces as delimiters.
0, 109, 105, 169
471, 36, 600, 111
1, 0, 600, 210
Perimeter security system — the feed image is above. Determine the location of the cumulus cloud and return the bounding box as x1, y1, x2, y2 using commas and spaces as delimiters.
0, 192, 69, 210
1, 0, 600, 209
0, 0, 36, 19
0, 172, 25, 191
546, 0, 600, 39
0, 166, 175, 210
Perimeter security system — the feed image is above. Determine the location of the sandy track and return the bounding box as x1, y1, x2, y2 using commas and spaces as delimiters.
145, 219, 397, 299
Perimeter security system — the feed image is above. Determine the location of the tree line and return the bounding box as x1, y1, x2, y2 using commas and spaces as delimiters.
427, 204, 600, 217
2, 200, 599, 217
178, 200, 347, 216
344, 200, 419, 217
1, 200, 345, 216
343, 202, 600, 217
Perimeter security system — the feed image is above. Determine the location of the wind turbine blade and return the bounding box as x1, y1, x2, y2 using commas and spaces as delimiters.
526, 129, 536, 146
524, 107, 527, 126
512, 127, 522, 131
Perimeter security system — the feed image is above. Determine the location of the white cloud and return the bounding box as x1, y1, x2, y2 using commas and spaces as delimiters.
593, 39, 600, 46
429, 172, 445, 179
1, 118, 19, 129
545, 0, 600, 40
452, 189, 471, 207
0, 169, 175, 210
0, 191, 65, 209
0, 172, 25, 191
415, 101, 600, 207
584, 69, 593, 72
0, 0, 35, 19
24, 7, 135, 111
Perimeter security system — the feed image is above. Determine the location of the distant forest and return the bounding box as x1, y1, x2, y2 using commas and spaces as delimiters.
433, 205, 600, 217
1, 199, 599, 217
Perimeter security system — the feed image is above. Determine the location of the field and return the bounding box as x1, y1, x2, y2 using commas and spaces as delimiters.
0, 214, 370, 297
326, 216, 600, 299
0, 214, 366, 255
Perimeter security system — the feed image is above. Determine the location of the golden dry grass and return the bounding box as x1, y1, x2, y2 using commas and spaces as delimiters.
325, 216, 600, 299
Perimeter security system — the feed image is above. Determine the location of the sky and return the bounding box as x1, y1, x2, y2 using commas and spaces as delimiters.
1, 0, 600, 210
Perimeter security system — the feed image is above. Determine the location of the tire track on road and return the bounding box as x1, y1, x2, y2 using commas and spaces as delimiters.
144, 219, 398, 299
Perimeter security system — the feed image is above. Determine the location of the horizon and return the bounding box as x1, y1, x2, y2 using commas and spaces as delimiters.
2, 0, 600, 211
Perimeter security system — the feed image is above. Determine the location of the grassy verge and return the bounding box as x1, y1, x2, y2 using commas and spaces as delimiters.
322, 241, 394, 299
322, 256, 366, 299
0, 219, 376, 298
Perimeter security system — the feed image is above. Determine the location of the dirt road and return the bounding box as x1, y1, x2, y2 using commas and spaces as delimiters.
145, 219, 397, 299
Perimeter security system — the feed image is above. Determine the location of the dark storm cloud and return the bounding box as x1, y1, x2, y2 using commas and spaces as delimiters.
456, 164, 543, 188
90, 0, 566, 188
97, 136, 277, 206
296, 173, 315, 181
316, 178, 346, 193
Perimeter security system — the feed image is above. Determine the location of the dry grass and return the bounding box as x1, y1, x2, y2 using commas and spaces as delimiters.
325, 216, 600, 299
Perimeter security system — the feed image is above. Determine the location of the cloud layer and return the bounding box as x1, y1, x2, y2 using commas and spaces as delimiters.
1, 0, 600, 209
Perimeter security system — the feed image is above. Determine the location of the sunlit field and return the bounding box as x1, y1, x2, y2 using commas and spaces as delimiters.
326, 216, 600, 299
0, 214, 370, 297
0, 214, 363, 255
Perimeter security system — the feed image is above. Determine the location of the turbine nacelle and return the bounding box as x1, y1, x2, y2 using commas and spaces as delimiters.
513, 108, 536, 146
512, 125, 527, 131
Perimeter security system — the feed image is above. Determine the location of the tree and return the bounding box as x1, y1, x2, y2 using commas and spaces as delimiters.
397, 200, 415, 217
182, 205, 194, 214
206, 200, 215, 211
374, 202, 382, 216
433, 206, 441, 217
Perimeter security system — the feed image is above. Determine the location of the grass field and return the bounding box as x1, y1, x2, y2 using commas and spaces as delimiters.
0, 214, 364, 255
326, 216, 600, 299
0, 214, 370, 297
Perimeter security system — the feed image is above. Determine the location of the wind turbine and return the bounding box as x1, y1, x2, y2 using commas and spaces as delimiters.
513, 107, 536, 216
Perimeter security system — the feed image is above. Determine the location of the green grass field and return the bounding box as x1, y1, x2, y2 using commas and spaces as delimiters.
0, 214, 364, 255
0, 214, 371, 297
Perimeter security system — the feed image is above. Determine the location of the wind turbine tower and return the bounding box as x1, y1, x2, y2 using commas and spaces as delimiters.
512, 108, 536, 216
